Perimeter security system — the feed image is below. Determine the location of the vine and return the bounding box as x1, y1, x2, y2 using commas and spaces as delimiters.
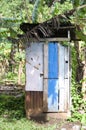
69, 44, 86, 125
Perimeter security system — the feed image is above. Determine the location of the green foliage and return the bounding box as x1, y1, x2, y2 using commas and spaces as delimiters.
0, 0, 86, 124
0, 94, 25, 119
70, 81, 85, 121
0, 41, 25, 85
0, 42, 11, 58
32, 0, 41, 23
52, 1, 73, 16
81, 113, 86, 125
0, 117, 57, 130
0, 95, 58, 130
68, 45, 86, 122
76, 30, 86, 42
72, 0, 80, 7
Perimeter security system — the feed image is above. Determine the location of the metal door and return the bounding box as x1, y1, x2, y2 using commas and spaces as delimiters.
48, 42, 59, 111
43, 42, 70, 112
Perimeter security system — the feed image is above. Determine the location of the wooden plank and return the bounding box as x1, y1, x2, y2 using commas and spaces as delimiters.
39, 92, 43, 110
30, 91, 34, 109
25, 42, 43, 91
43, 79, 48, 112
28, 37, 70, 42
37, 91, 39, 109
33, 92, 37, 109
43, 43, 48, 112
44, 43, 48, 78
26, 91, 43, 112
25, 91, 31, 112
64, 79, 69, 111
41, 92, 43, 108
64, 47, 69, 79
58, 44, 65, 111
68, 46, 71, 110
25, 92, 43, 117
64, 47, 69, 111
48, 42, 58, 78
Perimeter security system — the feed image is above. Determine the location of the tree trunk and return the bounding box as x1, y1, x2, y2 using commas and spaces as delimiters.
74, 42, 86, 99
74, 41, 84, 83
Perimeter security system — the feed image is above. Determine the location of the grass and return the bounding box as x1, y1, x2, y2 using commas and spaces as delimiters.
0, 117, 58, 130
0, 94, 57, 130
1, 94, 82, 130
0, 94, 25, 119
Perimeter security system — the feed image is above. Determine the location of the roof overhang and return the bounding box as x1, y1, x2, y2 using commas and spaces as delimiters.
19, 15, 76, 42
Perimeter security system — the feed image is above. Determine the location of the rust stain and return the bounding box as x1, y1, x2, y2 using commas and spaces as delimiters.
26, 61, 31, 65
34, 66, 39, 70
26, 60, 39, 70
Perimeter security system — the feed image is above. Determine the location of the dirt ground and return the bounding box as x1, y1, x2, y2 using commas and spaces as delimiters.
29, 114, 82, 130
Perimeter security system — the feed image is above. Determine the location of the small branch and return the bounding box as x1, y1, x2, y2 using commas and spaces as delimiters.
77, 4, 86, 10
20, 4, 86, 40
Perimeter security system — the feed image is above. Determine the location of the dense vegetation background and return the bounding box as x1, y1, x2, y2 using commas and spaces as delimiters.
0, 0, 86, 127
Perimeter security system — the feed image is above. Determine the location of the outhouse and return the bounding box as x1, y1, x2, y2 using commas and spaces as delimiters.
20, 15, 76, 119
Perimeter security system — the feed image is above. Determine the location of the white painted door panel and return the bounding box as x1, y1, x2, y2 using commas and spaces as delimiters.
58, 44, 65, 111
25, 42, 43, 91
58, 45, 69, 112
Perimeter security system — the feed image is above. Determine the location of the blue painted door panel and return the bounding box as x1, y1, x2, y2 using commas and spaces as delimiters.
48, 79, 59, 111
48, 42, 58, 78
48, 42, 59, 111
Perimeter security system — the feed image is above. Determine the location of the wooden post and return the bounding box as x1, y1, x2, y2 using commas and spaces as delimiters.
43, 43, 48, 112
